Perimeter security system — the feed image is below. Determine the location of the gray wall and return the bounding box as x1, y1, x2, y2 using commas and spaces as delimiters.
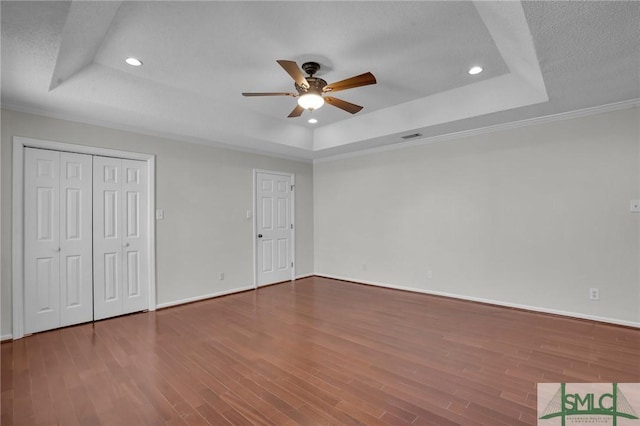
1, 109, 314, 336
314, 108, 640, 325
3, 107, 639, 336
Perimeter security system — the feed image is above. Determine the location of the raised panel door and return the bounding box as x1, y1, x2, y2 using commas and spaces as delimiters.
93, 156, 124, 320
59, 152, 93, 326
24, 148, 93, 333
121, 159, 148, 314
24, 148, 60, 333
93, 157, 149, 320
256, 172, 292, 286
25, 148, 60, 333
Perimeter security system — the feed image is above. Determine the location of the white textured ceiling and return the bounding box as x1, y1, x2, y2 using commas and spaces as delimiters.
2, 1, 639, 161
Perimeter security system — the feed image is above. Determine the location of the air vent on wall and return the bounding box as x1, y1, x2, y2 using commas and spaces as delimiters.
401, 133, 423, 140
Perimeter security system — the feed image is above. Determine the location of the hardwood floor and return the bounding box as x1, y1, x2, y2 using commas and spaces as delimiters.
2, 276, 639, 425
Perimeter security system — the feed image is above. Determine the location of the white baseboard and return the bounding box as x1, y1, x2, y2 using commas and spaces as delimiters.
316, 274, 640, 329
155, 285, 256, 309
156, 277, 314, 310
1, 334, 13, 342
294, 273, 314, 280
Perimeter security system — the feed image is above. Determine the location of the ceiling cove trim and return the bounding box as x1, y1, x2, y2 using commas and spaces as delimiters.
313, 98, 640, 164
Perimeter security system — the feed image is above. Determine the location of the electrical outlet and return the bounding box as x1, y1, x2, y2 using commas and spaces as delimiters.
219, 272, 224, 280
362, 263, 367, 271
589, 288, 599, 301
427, 270, 433, 279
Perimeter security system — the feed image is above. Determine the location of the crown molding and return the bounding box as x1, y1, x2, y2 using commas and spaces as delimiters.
1, 103, 313, 164
313, 98, 640, 164
4, 98, 637, 165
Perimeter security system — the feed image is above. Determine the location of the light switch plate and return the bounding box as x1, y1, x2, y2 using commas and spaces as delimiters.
631, 200, 640, 213
156, 209, 165, 220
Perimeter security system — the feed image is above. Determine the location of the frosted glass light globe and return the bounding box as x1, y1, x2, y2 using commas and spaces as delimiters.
298, 93, 324, 110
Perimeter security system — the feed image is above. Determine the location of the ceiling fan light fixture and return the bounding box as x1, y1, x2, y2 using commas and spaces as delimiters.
242, 60, 374, 117
297, 93, 324, 110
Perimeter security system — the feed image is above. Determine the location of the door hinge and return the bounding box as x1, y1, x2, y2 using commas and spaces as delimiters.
290, 223, 293, 229
291, 262, 294, 267
291, 184, 295, 191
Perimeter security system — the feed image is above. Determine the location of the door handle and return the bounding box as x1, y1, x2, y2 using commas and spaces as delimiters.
53, 247, 61, 252
123, 242, 130, 247
257, 234, 263, 238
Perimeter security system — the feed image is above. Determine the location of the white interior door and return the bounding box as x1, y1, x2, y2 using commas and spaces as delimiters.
24, 148, 60, 333
256, 171, 293, 286
93, 156, 148, 320
24, 148, 93, 333
59, 152, 94, 327
121, 159, 149, 314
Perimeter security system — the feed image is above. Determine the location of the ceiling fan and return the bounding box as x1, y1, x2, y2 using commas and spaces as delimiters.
242, 60, 377, 118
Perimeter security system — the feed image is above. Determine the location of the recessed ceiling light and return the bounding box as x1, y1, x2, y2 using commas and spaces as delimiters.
468, 66, 483, 75
125, 57, 143, 67
308, 118, 318, 124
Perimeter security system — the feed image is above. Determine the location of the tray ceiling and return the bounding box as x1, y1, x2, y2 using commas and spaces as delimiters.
2, 1, 639, 160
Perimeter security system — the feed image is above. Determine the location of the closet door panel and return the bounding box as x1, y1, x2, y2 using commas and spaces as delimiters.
93, 156, 124, 320
59, 152, 93, 327
24, 148, 61, 333
122, 160, 149, 314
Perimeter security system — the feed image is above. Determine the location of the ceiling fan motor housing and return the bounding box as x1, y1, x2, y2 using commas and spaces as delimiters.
296, 62, 326, 95
296, 77, 327, 95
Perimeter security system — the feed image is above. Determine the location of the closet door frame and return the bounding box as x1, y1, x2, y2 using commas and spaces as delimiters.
12, 136, 157, 340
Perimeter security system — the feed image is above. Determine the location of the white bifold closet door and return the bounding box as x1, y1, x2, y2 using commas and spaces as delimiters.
24, 148, 93, 334
93, 156, 149, 321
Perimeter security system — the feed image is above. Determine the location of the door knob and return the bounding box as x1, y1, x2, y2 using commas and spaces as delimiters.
123, 242, 130, 247
53, 247, 61, 252
258, 234, 263, 238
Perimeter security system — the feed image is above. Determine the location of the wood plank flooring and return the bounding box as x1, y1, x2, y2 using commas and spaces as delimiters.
2, 276, 639, 425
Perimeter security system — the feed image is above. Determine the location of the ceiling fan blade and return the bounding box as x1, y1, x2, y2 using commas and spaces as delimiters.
288, 104, 305, 118
323, 72, 377, 93
324, 96, 364, 114
242, 92, 297, 97
277, 60, 310, 89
